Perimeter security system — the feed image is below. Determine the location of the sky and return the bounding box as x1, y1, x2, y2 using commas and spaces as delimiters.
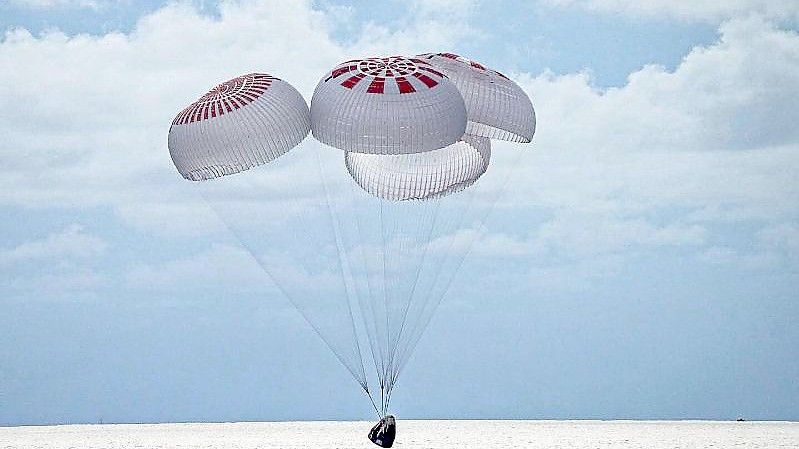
0, 0, 798, 425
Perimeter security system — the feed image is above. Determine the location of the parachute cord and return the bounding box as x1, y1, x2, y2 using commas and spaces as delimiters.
379, 201, 391, 387
199, 192, 367, 387
388, 199, 460, 386
380, 383, 386, 418
346, 183, 388, 401
385, 197, 442, 385
351, 200, 385, 393
337, 93, 389, 398
364, 386, 381, 418
382, 184, 441, 392
393, 148, 529, 381
394, 175, 489, 377
387, 158, 477, 385
384, 384, 394, 414
316, 147, 369, 386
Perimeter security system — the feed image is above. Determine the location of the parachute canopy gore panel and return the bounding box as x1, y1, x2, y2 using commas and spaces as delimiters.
345, 134, 491, 201
168, 73, 311, 181
419, 53, 536, 143
310, 56, 467, 155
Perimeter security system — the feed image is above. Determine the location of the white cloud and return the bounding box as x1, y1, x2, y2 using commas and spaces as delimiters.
0, 0, 478, 236
527, 253, 626, 292
470, 15, 799, 287
0, 224, 108, 297
0, 224, 106, 266
1, 1, 797, 294
534, 214, 707, 258
1, 266, 108, 298
114, 199, 225, 237
345, 0, 481, 56
124, 242, 347, 295
125, 243, 266, 289
697, 245, 778, 270
0, 1, 343, 211
447, 216, 705, 260
5, 0, 117, 10
544, 0, 799, 23
758, 224, 799, 254
520, 16, 799, 155
755, 223, 799, 269
506, 16, 799, 220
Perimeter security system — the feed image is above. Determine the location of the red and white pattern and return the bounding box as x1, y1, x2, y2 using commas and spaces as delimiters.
324, 56, 447, 94
311, 55, 467, 154
416, 52, 535, 143
168, 73, 310, 181
172, 73, 277, 125
419, 52, 510, 80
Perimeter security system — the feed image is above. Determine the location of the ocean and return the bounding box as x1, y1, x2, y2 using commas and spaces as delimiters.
1, 420, 797, 448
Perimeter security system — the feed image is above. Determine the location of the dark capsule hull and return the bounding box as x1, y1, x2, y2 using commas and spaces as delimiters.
368, 416, 396, 448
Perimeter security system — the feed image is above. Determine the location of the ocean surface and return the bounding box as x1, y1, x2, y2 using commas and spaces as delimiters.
1, 420, 798, 448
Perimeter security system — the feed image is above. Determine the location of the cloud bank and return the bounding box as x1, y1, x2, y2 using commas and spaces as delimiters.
1, 1, 797, 295
545, 0, 799, 23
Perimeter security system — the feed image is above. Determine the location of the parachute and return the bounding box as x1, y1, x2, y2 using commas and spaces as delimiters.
344, 134, 491, 201
169, 73, 310, 180
310, 56, 466, 154
167, 54, 535, 433
418, 53, 536, 142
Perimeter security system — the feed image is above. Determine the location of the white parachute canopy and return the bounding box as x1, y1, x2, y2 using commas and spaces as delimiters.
167, 56, 534, 418
310, 56, 467, 154
418, 52, 536, 143
168, 73, 310, 180
345, 134, 491, 201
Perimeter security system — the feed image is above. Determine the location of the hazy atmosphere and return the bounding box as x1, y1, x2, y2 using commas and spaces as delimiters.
1, 0, 798, 428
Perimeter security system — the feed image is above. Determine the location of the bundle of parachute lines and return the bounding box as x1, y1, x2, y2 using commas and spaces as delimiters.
168, 53, 536, 200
